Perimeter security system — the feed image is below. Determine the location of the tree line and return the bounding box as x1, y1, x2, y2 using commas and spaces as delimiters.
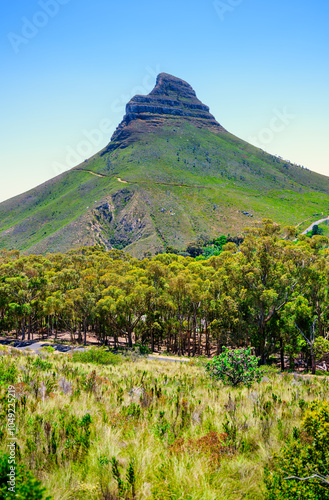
0, 220, 328, 372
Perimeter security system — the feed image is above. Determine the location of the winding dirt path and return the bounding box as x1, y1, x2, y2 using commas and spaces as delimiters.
75, 168, 107, 178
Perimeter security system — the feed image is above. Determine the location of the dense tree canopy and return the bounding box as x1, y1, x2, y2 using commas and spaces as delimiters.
1, 221, 328, 370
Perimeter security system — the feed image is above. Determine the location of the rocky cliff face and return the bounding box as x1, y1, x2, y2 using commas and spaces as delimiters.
104, 73, 226, 153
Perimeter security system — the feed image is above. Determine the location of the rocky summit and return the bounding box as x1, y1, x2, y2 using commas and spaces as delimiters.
105, 73, 226, 153
0, 73, 329, 257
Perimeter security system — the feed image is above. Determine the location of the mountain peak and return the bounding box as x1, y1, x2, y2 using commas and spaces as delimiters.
1, 73, 329, 258
149, 73, 198, 99
106, 73, 225, 153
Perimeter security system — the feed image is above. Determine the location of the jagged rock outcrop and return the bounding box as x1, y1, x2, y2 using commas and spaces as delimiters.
103, 73, 226, 153
89, 190, 155, 251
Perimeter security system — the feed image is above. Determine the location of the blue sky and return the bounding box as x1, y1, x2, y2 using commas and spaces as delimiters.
1, 0, 329, 202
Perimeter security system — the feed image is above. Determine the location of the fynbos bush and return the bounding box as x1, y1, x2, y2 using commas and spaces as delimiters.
72, 348, 122, 365
0, 359, 17, 385
0, 453, 51, 499
206, 347, 262, 387
264, 400, 329, 499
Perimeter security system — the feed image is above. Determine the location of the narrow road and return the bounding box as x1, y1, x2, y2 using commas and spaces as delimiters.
0, 340, 86, 353
148, 356, 189, 363
301, 216, 329, 235
1, 340, 189, 362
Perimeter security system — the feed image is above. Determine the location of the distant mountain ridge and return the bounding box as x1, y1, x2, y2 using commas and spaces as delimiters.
0, 73, 329, 256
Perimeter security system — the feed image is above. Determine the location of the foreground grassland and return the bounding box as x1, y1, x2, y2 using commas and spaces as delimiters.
1, 348, 328, 499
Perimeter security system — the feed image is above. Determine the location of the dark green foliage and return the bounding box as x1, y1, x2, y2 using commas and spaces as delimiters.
133, 343, 151, 355
122, 403, 141, 420
22, 409, 93, 468
111, 457, 125, 495
195, 235, 228, 260
264, 400, 329, 499
32, 357, 53, 371
0, 453, 51, 499
306, 224, 325, 238
72, 348, 122, 365
126, 459, 136, 499
186, 242, 204, 258
206, 347, 262, 387
111, 457, 136, 499
312, 225, 324, 236
0, 359, 17, 385
154, 410, 171, 439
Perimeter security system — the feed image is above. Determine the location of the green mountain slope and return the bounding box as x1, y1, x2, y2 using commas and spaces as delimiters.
1, 73, 329, 257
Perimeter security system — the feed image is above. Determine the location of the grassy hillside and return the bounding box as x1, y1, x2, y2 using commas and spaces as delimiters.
1, 117, 329, 256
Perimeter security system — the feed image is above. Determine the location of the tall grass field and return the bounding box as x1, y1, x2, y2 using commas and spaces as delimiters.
0, 347, 328, 499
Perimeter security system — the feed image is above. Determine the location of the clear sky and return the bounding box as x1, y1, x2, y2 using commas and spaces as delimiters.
1, 0, 329, 202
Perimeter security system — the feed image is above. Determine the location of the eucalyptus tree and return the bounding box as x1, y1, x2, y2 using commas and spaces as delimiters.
0, 256, 49, 339
98, 266, 156, 348
238, 220, 307, 364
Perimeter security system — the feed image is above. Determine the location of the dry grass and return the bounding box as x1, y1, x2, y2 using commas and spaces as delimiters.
1, 350, 329, 499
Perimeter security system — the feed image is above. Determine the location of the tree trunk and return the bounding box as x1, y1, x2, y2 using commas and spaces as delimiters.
258, 323, 267, 365
21, 320, 25, 341
317, 302, 324, 337
28, 316, 31, 341
166, 325, 170, 353
127, 330, 133, 348
311, 344, 316, 375
192, 316, 197, 356
216, 331, 221, 355
78, 322, 82, 344
205, 322, 210, 356
280, 337, 285, 371
83, 318, 87, 346
178, 320, 182, 356
198, 320, 202, 355
187, 327, 191, 357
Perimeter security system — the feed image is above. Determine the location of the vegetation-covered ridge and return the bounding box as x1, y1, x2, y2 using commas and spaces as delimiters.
1, 74, 329, 257
1, 220, 329, 373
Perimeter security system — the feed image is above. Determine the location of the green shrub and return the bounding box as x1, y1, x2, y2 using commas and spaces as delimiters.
206, 347, 261, 387
111, 456, 136, 498
72, 348, 122, 365
134, 343, 151, 355
264, 400, 329, 499
0, 359, 17, 385
0, 453, 51, 499
314, 337, 329, 361
32, 357, 53, 371
41, 346, 55, 354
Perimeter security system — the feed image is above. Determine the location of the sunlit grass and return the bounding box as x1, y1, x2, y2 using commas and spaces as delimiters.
1, 349, 328, 499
